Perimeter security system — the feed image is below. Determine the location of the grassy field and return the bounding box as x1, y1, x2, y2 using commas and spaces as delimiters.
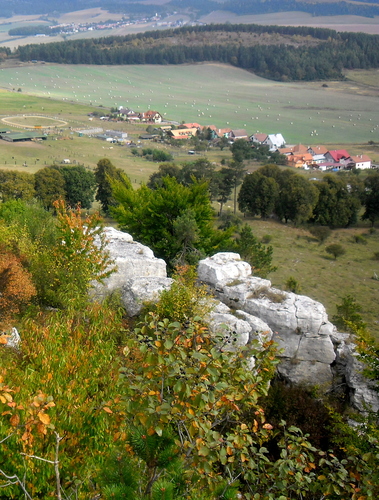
0, 63, 378, 153
0, 62, 377, 340
240, 217, 379, 340
0, 88, 227, 181
200, 11, 379, 35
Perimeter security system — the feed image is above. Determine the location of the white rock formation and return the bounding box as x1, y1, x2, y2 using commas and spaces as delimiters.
92, 227, 169, 312
121, 277, 174, 317
92, 230, 379, 413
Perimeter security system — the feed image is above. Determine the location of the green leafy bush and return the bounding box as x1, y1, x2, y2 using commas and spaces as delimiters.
325, 243, 346, 260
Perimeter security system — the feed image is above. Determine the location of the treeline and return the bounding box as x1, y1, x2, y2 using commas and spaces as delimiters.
8, 25, 58, 36
16, 24, 379, 81
238, 163, 379, 228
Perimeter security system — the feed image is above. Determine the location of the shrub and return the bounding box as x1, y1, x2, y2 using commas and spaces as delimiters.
0, 249, 36, 329
372, 252, 379, 261
332, 295, 366, 331
325, 243, 346, 260
352, 234, 367, 244
309, 226, 331, 244
154, 265, 213, 323
261, 234, 273, 244
285, 276, 301, 294
248, 285, 285, 303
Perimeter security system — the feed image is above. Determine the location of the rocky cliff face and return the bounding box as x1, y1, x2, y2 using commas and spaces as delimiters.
98, 228, 379, 414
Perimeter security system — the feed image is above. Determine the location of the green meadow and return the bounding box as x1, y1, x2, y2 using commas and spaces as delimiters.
0, 62, 378, 337
243, 218, 379, 340
0, 63, 378, 151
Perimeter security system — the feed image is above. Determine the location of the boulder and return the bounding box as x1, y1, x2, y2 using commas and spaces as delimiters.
332, 331, 379, 413
198, 252, 251, 286
121, 277, 174, 317
198, 252, 336, 387
93, 227, 167, 302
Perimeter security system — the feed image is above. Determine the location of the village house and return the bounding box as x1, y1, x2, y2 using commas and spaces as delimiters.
180, 122, 202, 130
324, 149, 352, 166
262, 133, 286, 151
250, 132, 268, 144
278, 144, 308, 156
168, 128, 198, 140
308, 145, 328, 156
218, 127, 232, 138
229, 129, 248, 141
140, 110, 163, 123
350, 154, 372, 169
117, 107, 140, 121
286, 152, 314, 169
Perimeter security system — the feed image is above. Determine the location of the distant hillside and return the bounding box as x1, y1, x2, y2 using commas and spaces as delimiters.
2, 0, 379, 18
15, 24, 379, 82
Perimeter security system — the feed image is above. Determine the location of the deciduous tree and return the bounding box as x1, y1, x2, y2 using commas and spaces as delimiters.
34, 166, 66, 209
111, 175, 232, 268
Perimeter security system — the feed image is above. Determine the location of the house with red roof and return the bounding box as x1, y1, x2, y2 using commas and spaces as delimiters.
140, 111, 162, 123
325, 149, 351, 166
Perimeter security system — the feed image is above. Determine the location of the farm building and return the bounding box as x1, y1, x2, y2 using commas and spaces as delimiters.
77, 128, 103, 137
104, 130, 128, 141
0, 131, 47, 142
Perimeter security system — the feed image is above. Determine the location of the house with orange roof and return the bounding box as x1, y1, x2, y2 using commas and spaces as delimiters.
218, 128, 232, 138
180, 123, 202, 130
308, 145, 328, 156
287, 152, 314, 169
279, 144, 308, 156
350, 154, 372, 169
168, 128, 198, 140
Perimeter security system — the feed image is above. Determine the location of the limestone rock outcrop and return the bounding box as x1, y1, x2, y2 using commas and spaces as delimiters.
92, 227, 172, 313
198, 253, 336, 387
94, 228, 379, 413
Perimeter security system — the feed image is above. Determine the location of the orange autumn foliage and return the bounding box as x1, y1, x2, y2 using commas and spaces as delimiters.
0, 250, 36, 330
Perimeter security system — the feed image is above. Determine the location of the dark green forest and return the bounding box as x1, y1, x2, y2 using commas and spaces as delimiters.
15, 24, 379, 81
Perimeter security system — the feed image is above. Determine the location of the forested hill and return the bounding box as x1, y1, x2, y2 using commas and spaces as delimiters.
16, 24, 379, 82
2, 0, 379, 17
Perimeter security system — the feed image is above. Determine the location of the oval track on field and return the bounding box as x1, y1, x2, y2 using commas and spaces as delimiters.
1, 115, 68, 129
